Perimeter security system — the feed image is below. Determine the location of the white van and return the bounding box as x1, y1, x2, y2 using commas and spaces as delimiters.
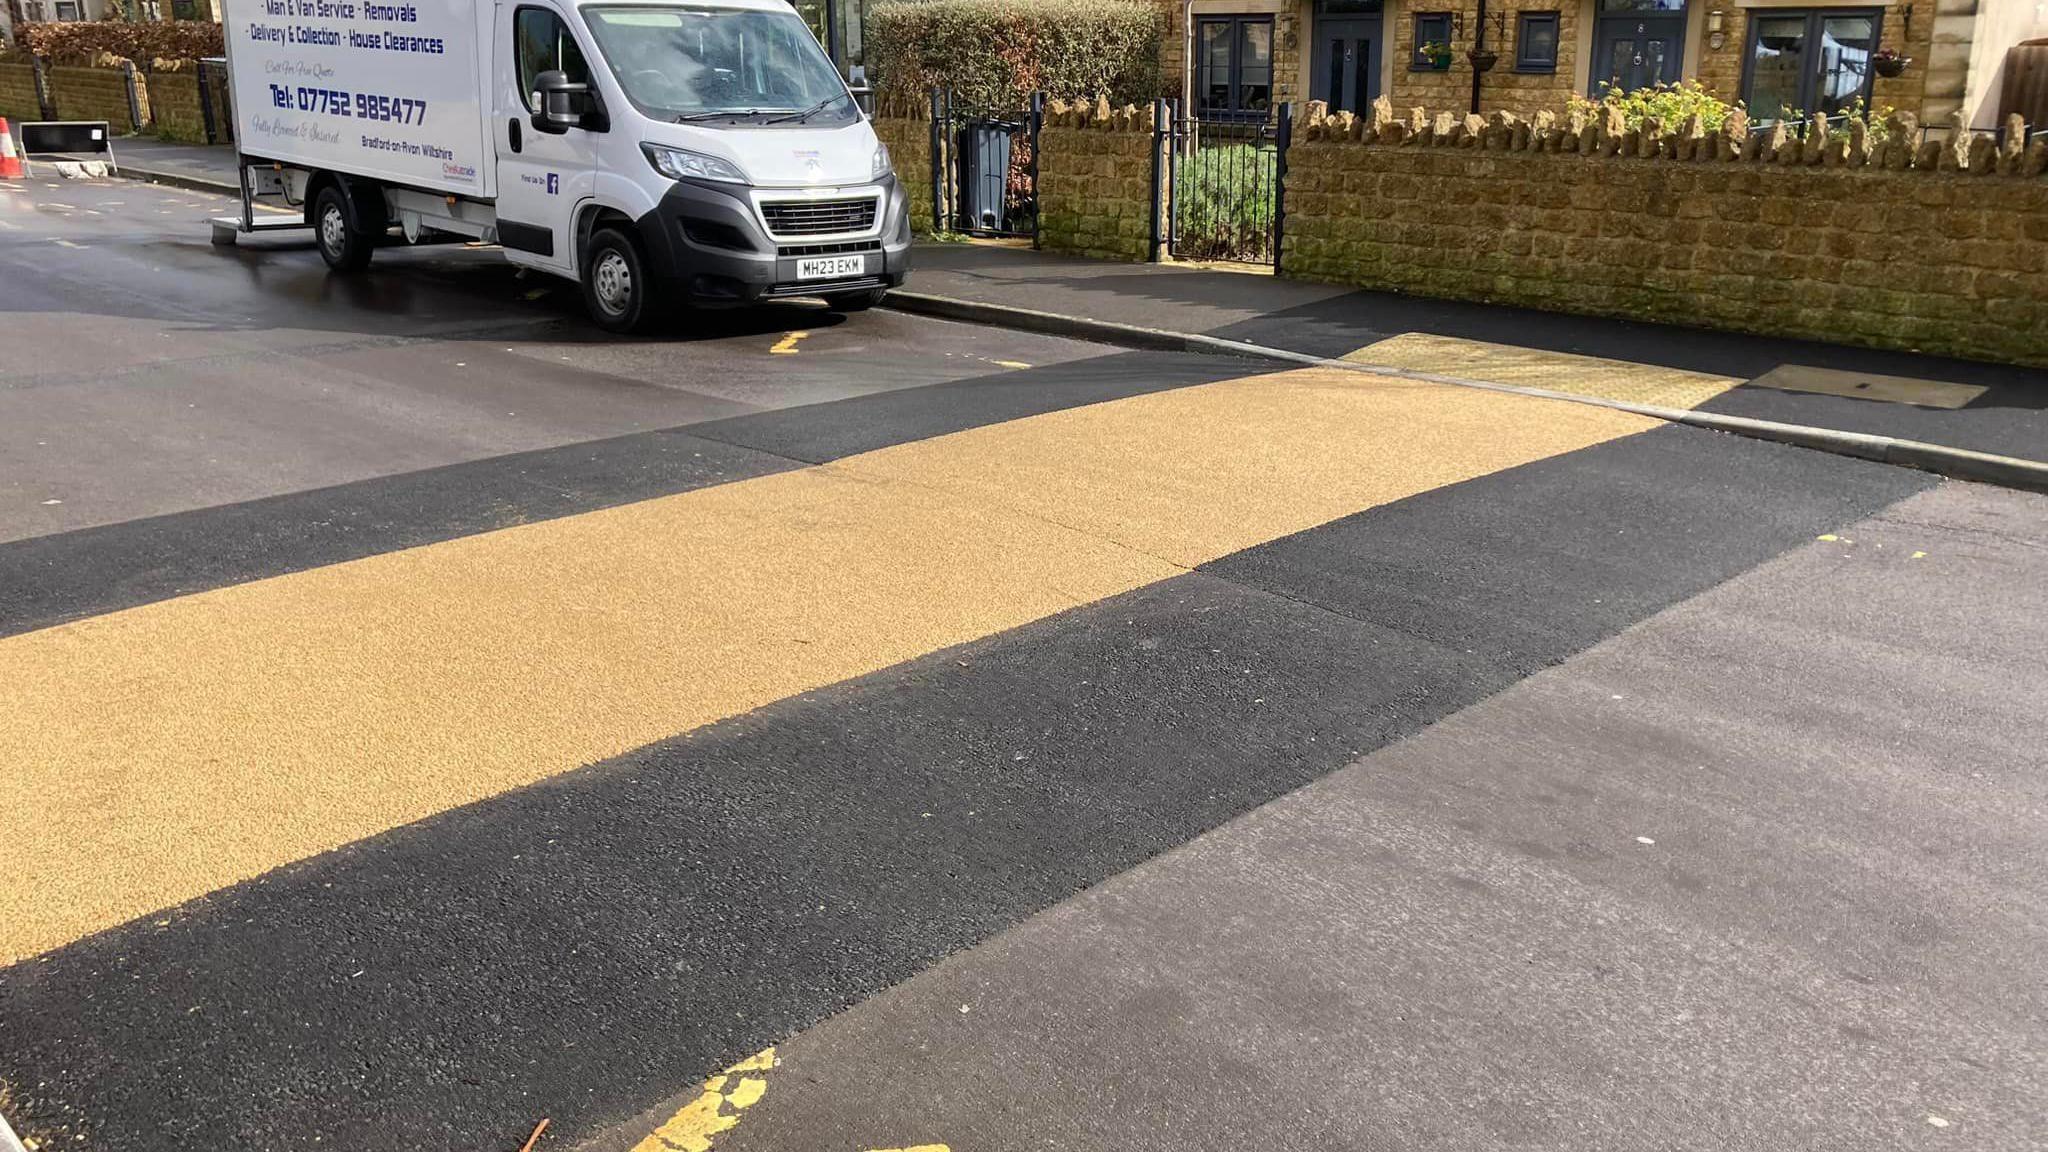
216, 0, 910, 331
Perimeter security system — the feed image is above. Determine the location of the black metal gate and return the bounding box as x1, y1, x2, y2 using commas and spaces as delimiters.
930, 89, 1042, 242
1163, 101, 1291, 265
196, 58, 235, 146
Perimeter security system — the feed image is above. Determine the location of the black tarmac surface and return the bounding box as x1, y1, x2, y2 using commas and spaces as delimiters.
713, 482, 2048, 1152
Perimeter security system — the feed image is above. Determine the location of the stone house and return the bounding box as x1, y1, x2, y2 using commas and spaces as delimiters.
1156, 0, 2047, 129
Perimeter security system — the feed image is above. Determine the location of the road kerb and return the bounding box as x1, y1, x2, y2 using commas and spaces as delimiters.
884, 290, 2048, 494
109, 163, 241, 197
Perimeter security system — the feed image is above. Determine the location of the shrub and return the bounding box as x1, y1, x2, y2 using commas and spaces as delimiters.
19, 19, 223, 67
869, 0, 1162, 112
1171, 142, 1275, 263
1568, 79, 1736, 133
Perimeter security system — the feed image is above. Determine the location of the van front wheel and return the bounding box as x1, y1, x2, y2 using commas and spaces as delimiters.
823, 287, 888, 313
580, 227, 656, 334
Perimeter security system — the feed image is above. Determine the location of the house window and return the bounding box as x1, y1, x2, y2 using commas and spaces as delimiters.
1410, 11, 1451, 68
53, 0, 82, 18
1516, 11, 1560, 71
24, 0, 47, 19
1742, 8, 1880, 122
1195, 16, 1274, 117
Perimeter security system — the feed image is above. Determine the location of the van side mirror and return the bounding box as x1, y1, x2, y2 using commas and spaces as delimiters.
531, 69, 590, 134
849, 84, 875, 117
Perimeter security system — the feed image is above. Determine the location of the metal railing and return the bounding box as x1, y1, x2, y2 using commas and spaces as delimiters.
1163, 100, 1291, 266
196, 58, 234, 146
930, 88, 1042, 242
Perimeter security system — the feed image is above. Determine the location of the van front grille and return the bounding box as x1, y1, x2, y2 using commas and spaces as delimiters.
759, 197, 878, 237
778, 239, 883, 258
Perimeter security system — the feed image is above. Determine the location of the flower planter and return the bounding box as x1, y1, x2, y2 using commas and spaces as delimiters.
1467, 49, 1498, 72
1426, 55, 1452, 71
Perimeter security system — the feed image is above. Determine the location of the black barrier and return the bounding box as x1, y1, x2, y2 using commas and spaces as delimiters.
17, 121, 118, 172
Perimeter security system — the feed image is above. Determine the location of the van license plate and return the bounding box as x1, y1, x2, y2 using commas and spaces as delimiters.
797, 255, 866, 280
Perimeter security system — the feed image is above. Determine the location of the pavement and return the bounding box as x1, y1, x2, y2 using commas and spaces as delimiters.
2, 169, 2045, 1152
904, 244, 2048, 467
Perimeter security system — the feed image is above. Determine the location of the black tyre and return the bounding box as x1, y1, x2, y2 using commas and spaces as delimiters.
313, 185, 374, 274
823, 287, 888, 313
580, 227, 657, 334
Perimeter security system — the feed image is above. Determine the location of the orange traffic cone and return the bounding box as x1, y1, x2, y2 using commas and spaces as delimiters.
0, 118, 22, 179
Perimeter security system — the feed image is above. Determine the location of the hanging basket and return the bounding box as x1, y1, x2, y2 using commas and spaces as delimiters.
1467, 49, 1499, 73
1873, 54, 1910, 78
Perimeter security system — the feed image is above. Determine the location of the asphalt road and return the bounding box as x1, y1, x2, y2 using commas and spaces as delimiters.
0, 178, 1119, 542
1, 174, 2043, 1152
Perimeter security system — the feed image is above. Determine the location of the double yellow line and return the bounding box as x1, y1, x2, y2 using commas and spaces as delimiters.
0, 366, 1653, 964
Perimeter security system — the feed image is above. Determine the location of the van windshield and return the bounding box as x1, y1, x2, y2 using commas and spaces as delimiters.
581, 5, 856, 125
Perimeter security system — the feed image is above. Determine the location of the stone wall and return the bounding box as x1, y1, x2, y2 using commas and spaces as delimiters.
873, 100, 942, 236
146, 67, 209, 143
1282, 99, 2048, 366
1038, 97, 1162, 263
0, 61, 42, 122
48, 64, 146, 132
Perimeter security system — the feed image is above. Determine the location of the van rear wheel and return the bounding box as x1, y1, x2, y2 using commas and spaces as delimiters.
313, 185, 373, 274
580, 227, 656, 334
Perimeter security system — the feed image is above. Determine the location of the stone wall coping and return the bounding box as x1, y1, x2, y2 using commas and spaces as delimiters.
1043, 96, 1155, 132
1297, 95, 2048, 178
875, 94, 1159, 131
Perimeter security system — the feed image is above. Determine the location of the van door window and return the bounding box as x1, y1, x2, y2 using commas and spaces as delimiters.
515, 7, 592, 114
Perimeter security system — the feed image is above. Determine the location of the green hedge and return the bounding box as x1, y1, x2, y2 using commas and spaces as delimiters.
869, 0, 1162, 111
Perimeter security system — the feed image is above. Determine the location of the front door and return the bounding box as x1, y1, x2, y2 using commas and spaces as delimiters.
1312, 16, 1381, 114
493, 0, 599, 275
1591, 14, 1686, 95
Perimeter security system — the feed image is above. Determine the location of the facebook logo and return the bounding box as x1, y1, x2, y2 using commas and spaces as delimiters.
545, 173, 560, 195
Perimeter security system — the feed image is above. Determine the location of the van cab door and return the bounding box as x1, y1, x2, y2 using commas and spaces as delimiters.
492, 1, 599, 276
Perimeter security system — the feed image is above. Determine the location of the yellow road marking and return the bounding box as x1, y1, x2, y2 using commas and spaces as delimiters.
0, 368, 1654, 963
770, 330, 809, 355
51, 238, 83, 249
992, 359, 1032, 370
866, 1146, 951, 1151
631, 1048, 778, 1152
1348, 333, 1740, 411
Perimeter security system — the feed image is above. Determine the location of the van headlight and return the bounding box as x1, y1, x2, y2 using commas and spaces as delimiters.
871, 142, 893, 181
644, 144, 750, 185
